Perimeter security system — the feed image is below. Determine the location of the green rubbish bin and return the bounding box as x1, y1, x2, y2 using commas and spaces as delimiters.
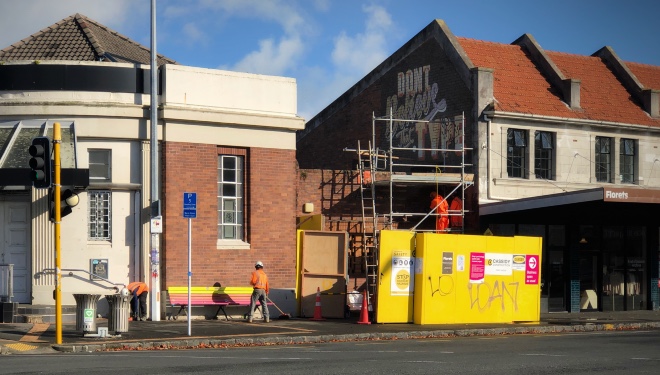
74, 294, 101, 334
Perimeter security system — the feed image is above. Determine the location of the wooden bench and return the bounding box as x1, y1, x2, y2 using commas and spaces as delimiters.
166, 286, 271, 320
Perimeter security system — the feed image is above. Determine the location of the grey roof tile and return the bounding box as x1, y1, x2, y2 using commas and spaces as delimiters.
0, 13, 176, 65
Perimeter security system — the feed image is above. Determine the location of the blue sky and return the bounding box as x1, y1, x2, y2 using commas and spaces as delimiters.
1, 0, 659, 121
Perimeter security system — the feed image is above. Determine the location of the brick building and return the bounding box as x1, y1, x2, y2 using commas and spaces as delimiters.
297, 20, 660, 313
0, 14, 303, 321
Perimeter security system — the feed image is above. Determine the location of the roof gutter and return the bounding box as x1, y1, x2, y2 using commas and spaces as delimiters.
483, 110, 660, 132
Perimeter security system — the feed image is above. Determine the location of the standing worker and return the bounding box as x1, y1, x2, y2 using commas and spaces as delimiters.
127, 281, 149, 321
430, 191, 448, 233
449, 196, 463, 229
247, 261, 270, 323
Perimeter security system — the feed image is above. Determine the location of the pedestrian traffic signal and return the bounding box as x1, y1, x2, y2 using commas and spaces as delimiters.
28, 137, 51, 189
49, 187, 80, 221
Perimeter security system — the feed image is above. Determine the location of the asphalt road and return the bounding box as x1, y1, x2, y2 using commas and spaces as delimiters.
2, 329, 660, 374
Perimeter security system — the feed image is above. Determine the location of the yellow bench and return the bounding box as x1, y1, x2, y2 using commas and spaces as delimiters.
166, 286, 270, 320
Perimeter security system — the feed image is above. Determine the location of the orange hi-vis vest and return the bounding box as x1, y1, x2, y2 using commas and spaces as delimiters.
127, 281, 149, 295
250, 269, 269, 294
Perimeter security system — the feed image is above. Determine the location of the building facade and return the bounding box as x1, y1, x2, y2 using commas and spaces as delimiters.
0, 14, 303, 317
296, 20, 660, 313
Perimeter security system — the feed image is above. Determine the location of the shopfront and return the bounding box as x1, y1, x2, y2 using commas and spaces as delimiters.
480, 188, 660, 313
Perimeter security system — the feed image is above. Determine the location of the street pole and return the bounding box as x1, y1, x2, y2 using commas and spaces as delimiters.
149, 0, 161, 321
53, 122, 62, 344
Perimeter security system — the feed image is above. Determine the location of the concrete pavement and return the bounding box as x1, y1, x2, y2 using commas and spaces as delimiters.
2, 310, 660, 354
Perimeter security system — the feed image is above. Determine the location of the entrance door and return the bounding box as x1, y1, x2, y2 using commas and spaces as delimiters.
547, 250, 566, 312
579, 251, 599, 311
0, 202, 31, 303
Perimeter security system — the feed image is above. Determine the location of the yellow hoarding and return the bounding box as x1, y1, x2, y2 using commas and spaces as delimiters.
376, 230, 416, 323
376, 230, 542, 325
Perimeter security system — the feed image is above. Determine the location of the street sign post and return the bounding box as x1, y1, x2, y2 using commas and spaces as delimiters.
183, 192, 196, 336
183, 192, 197, 218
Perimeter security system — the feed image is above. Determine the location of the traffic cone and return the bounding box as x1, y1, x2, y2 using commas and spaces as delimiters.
310, 287, 325, 321
357, 289, 371, 324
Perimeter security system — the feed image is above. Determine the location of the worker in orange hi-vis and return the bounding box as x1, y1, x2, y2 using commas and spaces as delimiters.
430, 191, 449, 233
127, 281, 149, 321
449, 196, 463, 228
247, 261, 270, 323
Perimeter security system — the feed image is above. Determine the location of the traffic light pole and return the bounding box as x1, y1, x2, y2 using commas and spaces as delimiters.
53, 122, 63, 344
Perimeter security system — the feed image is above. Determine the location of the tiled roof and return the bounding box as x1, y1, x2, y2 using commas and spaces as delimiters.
0, 13, 176, 65
628, 62, 660, 91
548, 51, 655, 126
458, 37, 571, 116
457, 37, 660, 127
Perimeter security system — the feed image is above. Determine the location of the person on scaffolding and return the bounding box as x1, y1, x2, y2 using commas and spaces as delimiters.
430, 191, 449, 233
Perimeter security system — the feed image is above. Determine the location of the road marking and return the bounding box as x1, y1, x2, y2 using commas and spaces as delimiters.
20, 323, 50, 343
521, 353, 567, 357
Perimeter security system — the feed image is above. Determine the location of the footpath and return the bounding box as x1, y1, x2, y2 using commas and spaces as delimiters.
1, 310, 660, 355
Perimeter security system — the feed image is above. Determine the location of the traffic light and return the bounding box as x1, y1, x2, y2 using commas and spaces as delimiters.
49, 187, 80, 221
28, 137, 51, 189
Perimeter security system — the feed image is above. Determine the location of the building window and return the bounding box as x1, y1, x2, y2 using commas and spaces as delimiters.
620, 138, 636, 184
89, 190, 111, 240
507, 129, 527, 178
218, 155, 244, 241
534, 131, 554, 180
595, 136, 612, 183
89, 150, 111, 182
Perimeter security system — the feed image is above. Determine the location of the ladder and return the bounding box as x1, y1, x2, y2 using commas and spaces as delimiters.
356, 141, 379, 311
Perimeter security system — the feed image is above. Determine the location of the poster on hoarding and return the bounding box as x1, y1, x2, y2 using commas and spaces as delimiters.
391, 249, 415, 295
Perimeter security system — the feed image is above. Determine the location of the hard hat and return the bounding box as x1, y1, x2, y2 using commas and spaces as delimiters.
255, 261, 264, 268
119, 287, 130, 298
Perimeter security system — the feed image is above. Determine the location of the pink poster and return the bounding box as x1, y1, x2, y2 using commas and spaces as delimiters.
469, 252, 485, 283
525, 255, 539, 285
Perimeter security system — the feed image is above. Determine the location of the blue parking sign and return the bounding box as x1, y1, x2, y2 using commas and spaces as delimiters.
183, 192, 197, 218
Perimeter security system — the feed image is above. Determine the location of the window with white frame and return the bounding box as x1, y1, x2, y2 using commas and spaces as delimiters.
534, 131, 554, 180
218, 155, 244, 241
88, 190, 111, 240
507, 128, 527, 178
88, 149, 111, 182
595, 136, 612, 183
620, 138, 636, 184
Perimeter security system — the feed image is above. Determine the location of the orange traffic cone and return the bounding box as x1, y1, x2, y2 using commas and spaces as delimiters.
357, 289, 371, 324
310, 287, 325, 321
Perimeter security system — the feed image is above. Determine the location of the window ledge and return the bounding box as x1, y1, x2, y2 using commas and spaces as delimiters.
216, 240, 251, 250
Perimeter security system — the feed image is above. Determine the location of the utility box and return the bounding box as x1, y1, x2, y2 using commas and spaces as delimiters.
106, 294, 131, 334
74, 294, 101, 334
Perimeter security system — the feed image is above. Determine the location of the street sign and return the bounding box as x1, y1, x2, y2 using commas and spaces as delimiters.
183, 192, 197, 218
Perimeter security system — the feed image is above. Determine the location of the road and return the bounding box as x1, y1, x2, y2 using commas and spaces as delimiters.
2, 330, 660, 374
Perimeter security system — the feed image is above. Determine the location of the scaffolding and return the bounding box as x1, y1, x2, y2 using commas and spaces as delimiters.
347, 111, 473, 309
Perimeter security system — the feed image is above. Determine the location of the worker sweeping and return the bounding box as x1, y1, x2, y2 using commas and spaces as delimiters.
247, 261, 270, 323
430, 191, 448, 233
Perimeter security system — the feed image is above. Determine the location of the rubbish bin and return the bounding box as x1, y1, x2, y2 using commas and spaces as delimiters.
74, 294, 101, 334
106, 293, 131, 334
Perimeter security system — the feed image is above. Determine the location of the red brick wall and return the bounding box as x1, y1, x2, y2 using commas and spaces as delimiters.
163, 142, 297, 290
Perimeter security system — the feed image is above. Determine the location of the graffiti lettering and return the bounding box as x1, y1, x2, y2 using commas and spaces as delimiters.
468, 281, 519, 313
385, 65, 466, 159
428, 275, 454, 297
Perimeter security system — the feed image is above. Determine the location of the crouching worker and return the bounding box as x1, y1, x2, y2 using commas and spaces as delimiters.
127, 281, 149, 321
247, 261, 270, 323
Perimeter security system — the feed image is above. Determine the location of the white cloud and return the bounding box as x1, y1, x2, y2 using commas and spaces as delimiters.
231, 35, 304, 76
182, 22, 207, 45
0, 0, 141, 49
331, 4, 392, 76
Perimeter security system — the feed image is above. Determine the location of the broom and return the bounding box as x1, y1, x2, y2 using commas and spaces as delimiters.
266, 295, 291, 320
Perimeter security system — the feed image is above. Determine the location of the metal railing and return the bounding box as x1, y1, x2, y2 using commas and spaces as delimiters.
0, 264, 13, 302
37, 268, 126, 292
